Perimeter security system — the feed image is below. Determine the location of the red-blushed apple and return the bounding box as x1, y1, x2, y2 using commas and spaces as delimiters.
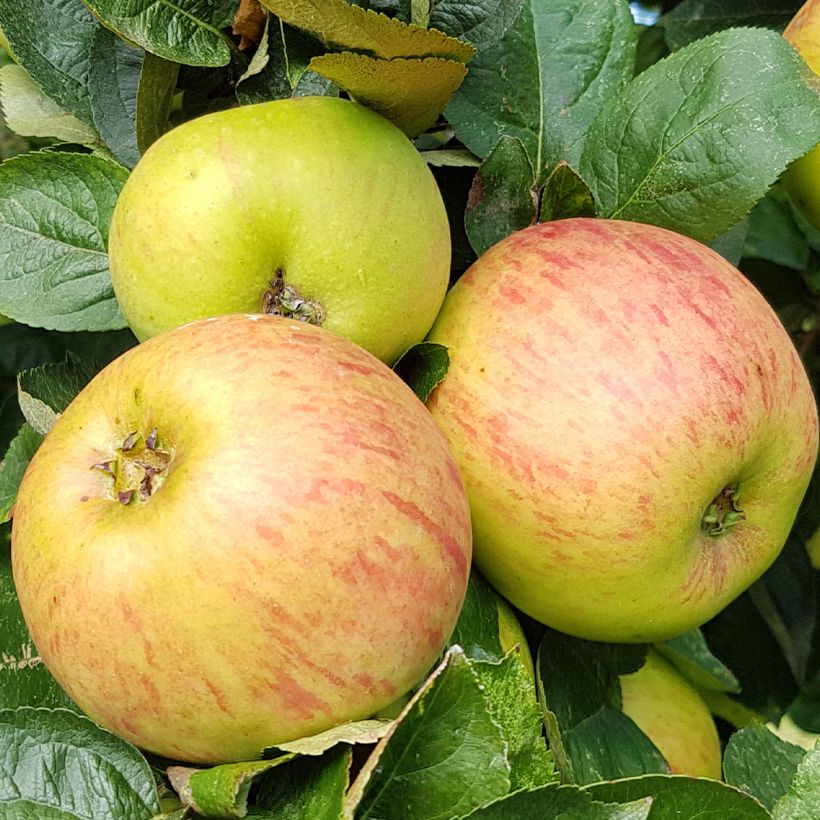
108, 96, 451, 365
620, 650, 722, 779
426, 218, 818, 643
782, 0, 820, 229
11, 314, 472, 764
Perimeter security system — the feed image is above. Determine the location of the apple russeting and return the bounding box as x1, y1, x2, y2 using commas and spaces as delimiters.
620, 650, 722, 779
108, 96, 451, 365
427, 218, 819, 643
11, 314, 472, 763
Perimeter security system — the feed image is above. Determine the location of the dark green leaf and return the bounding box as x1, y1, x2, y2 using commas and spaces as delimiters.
634, 24, 668, 75
428, 0, 524, 51
346, 647, 511, 819
744, 189, 811, 270
657, 628, 740, 694
539, 161, 597, 222
564, 708, 669, 786
660, 0, 802, 52
707, 218, 749, 266
472, 652, 555, 790
465, 136, 536, 256
0, 152, 129, 332
580, 28, 820, 243
135, 53, 180, 154
17, 355, 98, 436
0, 424, 43, 522
82, 0, 234, 67
392, 342, 449, 402
586, 775, 771, 818
723, 724, 805, 810
0, 707, 161, 818
446, 0, 637, 174
251, 745, 350, 819
0, 0, 99, 126
88, 27, 143, 167
463, 783, 652, 819
0, 523, 73, 709
772, 745, 820, 819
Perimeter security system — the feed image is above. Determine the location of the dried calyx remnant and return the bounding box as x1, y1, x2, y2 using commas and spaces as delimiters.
701, 484, 745, 537
261, 269, 326, 325
92, 428, 172, 505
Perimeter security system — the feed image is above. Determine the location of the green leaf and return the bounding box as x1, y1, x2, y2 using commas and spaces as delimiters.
465, 136, 536, 256
657, 628, 740, 694
586, 775, 771, 818
0, 424, 42, 522
392, 341, 449, 402
88, 27, 177, 166
17, 355, 98, 436
309, 52, 467, 136
707, 218, 749, 266
428, 0, 524, 51
0, 523, 73, 709
445, 0, 637, 175
82, 0, 234, 67
723, 724, 805, 810
344, 647, 511, 819
0, 707, 161, 818
135, 53, 180, 154
250, 745, 351, 819
0, 65, 100, 145
472, 652, 556, 790
772, 745, 820, 819
536, 631, 660, 784
0, 152, 129, 332
168, 756, 297, 818
0, 0, 99, 126
420, 147, 480, 167
744, 188, 811, 270
259, 0, 475, 61
660, 0, 802, 52
580, 28, 820, 243
539, 161, 597, 222
462, 783, 652, 819
273, 719, 391, 755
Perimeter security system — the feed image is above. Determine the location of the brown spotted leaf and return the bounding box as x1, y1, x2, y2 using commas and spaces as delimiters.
310, 52, 467, 135
233, 0, 268, 50
258, 0, 474, 61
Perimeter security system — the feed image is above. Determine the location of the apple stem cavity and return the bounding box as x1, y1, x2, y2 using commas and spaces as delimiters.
701, 484, 745, 537
261, 270, 326, 325
94, 429, 172, 506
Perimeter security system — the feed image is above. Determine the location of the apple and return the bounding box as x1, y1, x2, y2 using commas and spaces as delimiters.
782, 0, 820, 229
620, 650, 722, 779
426, 218, 818, 643
108, 96, 451, 365
11, 314, 472, 763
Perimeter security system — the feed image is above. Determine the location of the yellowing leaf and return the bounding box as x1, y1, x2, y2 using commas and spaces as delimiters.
259, 0, 474, 62
310, 52, 467, 136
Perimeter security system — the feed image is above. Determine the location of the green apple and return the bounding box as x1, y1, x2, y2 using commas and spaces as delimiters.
620, 650, 722, 779
426, 218, 818, 643
11, 314, 472, 763
108, 97, 451, 364
782, 0, 820, 229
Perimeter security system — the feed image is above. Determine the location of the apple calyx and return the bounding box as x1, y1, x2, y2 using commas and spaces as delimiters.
261, 270, 326, 325
92, 428, 172, 505
700, 484, 745, 537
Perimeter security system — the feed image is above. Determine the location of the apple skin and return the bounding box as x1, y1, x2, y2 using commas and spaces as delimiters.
426, 218, 818, 643
108, 97, 451, 365
11, 314, 472, 763
782, 0, 820, 229
620, 650, 722, 779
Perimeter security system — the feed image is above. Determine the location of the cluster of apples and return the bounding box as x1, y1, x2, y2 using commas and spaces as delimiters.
10, 96, 818, 770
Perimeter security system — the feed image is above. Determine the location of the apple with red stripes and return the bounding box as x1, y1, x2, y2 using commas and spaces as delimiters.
426, 218, 818, 643
11, 314, 472, 763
